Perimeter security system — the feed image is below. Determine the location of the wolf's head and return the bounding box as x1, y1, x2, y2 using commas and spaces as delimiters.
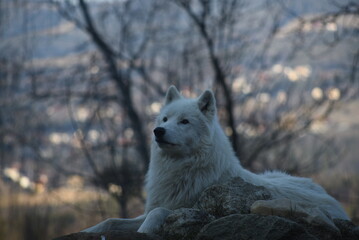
153, 86, 216, 157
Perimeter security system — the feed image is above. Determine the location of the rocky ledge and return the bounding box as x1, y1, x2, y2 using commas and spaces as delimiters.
54, 177, 359, 240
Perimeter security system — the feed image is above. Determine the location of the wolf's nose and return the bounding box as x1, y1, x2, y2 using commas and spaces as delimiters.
154, 127, 166, 137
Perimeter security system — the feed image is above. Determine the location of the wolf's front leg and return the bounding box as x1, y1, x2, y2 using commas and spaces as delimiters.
82, 215, 146, 233
138, 207, 173, 234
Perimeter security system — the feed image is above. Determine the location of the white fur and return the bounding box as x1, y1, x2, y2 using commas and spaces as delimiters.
145, 86, 349, 220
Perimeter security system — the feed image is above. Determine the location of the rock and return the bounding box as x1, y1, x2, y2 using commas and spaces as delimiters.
250, 198, 344, 239
295, 218, 341, 239
196, 214, 317, 240
53, 231, 158, 240
251, 198, 338, 229
334, 218, 359, 240
160, 208, 215, 240
195, 177, 272, 217
54, 177, 359, 240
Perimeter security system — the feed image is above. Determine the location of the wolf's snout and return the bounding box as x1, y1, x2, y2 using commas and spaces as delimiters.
154, 127, 166, 138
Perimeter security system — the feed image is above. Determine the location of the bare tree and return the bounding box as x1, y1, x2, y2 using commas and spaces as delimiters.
171, 0, 358, 172
173, 0, 242, 155
51, 0, 169, 172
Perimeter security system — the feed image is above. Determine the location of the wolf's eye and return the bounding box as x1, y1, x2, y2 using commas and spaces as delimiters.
180, 119, 189, 124
163, 117, 168, 122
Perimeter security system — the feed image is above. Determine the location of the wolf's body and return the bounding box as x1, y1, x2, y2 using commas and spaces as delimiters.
83, 86, 348, 234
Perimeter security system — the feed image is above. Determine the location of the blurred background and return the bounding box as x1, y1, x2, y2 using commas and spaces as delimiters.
0, 0, 358, 239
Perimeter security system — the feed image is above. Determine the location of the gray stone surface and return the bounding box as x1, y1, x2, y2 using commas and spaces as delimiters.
194, 177, 272, 217
196, 214, 317, 240
334, 218, 359, 240
251, 198, 337, 229
160, 208, 215, 240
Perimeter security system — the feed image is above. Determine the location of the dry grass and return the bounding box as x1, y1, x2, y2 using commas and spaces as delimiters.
0, 180, 143, 240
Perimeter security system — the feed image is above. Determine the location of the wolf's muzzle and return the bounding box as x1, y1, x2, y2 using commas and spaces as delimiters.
154, 127, 166, 138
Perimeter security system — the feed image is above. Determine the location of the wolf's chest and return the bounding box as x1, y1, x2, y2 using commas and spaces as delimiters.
153, 167, 214, 208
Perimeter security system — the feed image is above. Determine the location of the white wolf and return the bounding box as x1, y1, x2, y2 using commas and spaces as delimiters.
83, 86, 349, 233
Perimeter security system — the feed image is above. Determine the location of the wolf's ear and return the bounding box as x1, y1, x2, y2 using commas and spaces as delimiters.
198, 90, 216, 119
164, 85, 182, 105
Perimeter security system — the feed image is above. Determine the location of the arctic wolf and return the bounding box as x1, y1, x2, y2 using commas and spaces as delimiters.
83, 86, 349, 233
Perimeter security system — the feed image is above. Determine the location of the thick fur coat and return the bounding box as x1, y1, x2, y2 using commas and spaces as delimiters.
145, 86, 348, 220
83, 86, 348, 234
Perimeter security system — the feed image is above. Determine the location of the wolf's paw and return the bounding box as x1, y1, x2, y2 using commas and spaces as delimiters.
250, 198, 338, 230
138, 207, 173, 234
